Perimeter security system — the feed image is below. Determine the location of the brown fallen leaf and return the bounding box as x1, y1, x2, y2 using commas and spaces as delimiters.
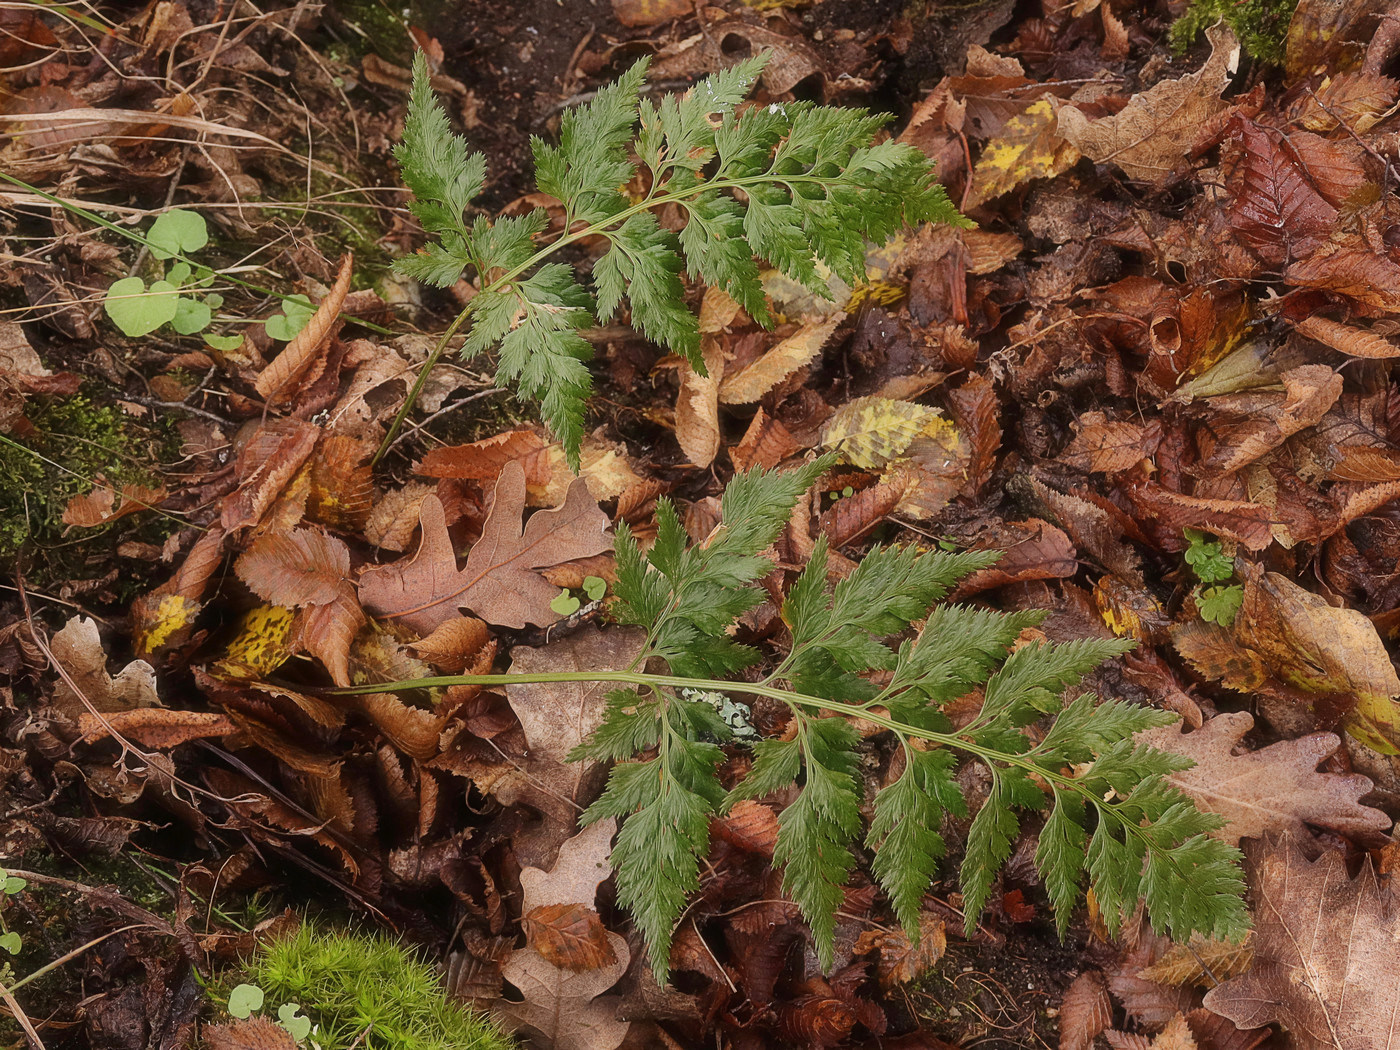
77, 708, 236, 748
522, 904, 619, 973
1138, 934, 1254, 988
1285, 243, 1400, 312
1059, 970, 1113, 1050
1105, 1012, 1198, 1050
50, 615, 161, 719
853, 914, 946, 988
1198, 365, 1341, 476
62, 479, 167, 528
730, 408, 802, 473
1203, 836, 1400, 1049
1055, 24, 1238, 186
610, 0, 690, 28
416, 429, 550, 488
358, 460, 612, 633
496, 932, 631, 1050
255, 253, 353, 402
1225, 119, 1336, 266
1062, 412, 1153, 474
204, 1018, 297, 1050
675, 339, 725, 468
520, 818, 617, 914
719, 314, 843, 404
1234, 565, 1400, 754
1292, 315, 1400, 359
967, 99, 1080, 207
1136, 711, 1390, 846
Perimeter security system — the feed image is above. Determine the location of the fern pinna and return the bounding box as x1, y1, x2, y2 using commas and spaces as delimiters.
343, 457, 1250, 980
383, 50, 970, 465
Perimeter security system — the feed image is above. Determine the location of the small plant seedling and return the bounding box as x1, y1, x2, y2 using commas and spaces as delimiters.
582, 575, 607, 601
1184, 529, 1243, 627
0, 867, 25, 955
381, 49, 972, 466
549, 589, 581, 616
227, 982, 266, 1019
277, 1003, 313, 1042
103, 210, 312, 346
339, 459, 1251, 981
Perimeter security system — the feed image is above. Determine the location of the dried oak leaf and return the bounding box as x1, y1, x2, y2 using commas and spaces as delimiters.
1136, 711, 1390, 846
1055, 24, 1238, 186
1059, 970, 1113, 1050
358, 460, 612, 634
496, 932, 631, 1050
1203, 836, 1400, 1049
520, 818, 616, 914
50, 615, 160, 719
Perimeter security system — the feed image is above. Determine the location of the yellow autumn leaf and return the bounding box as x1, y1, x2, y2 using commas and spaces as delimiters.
822, 396, 940, 470
719, 314, 844, 404
215, 604, 297, 679
138, 593, 200, 653
966, 99, 1080, 208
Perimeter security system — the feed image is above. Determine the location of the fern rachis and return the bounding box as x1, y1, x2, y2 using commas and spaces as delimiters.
338, 456, 1250, 980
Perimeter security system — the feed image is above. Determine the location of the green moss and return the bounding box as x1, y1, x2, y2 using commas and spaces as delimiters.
0, 392, 178, 584
239, 925, 514, 1050
1170, 0, 1298, 64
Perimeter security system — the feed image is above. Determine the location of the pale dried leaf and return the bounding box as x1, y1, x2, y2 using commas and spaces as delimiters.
255, 253, 353, 400
520, 818, 617, 913
1138, 934, 1255, 988
51, 616, 161, 718
676, 340, 724, 468
497, 933, 631, 1050
719, 315, 843, 404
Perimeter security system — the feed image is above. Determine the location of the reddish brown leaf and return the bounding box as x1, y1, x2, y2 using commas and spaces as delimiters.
1062, 413, 1152, 474
306, 435, 374, 531
731, 408, 802, 473
410, 615, 491, 673
1059, 970, 1113, 1050
77, 708, 236, 747
235, 527, 353, 608
1286, 244, 1400, 311
358, 460, 612, 633
1122, 482, 1274, 551
819, 476, 909, 548
853, 915, 946, 988
522, 903, 619, 972
712, 799, 779, 857
220, 420, 320, 532
1225, 119, 1336, 266
1197, 365, 1342, 475
946, 374, 1000, 493
950, 519, 1078, 598
1293, 315, 1400, 358
62, 480, 167, 528
255, 253, 353, 401
1296, 72, 1399, 132
204, 1018, 297, 1050
416, 429, 550, 486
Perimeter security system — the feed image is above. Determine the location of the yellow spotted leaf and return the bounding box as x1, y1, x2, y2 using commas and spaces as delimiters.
966, 99, 1080, 208
822, 396, 940, 470
138, 593, 200, 654
215, 605, 297, 679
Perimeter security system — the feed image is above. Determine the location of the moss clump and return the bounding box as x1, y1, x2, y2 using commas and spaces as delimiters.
0, 393, 174, 567
242, 925, 514, 1050
1170, 0, 1298, 64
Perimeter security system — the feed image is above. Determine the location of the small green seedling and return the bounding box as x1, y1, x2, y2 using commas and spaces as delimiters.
278, 1003, 313, 1042
1184, 528, 1243, 626
0, 867, 25, 955
264, 294, 316, 341
227, 982, 265, 1019
103, 210, 312, 347
582, 575, 607, 601
550, 590, 581, 616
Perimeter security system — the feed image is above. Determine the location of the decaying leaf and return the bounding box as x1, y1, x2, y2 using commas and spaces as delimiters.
1059, 970, 1113, 1050
853, 914, 946, 988
255, 253, 354, 402
496, 932, 631, 1050
50, 616, 161, 719
1056, 24, 1238, 185
359, 461, 612, 633
967, 99, 1080, 207
719, 314, 843, 404
1138, 710, 1390, 847
77, 708, 236, 748
204, 1017, 298, 1050
822, 396, 942, 470
1203, 836, 1400, 1049
1197, 365, 1342, 475
62, 480, 167, 528
675, 340, 726, 469
1138, 933, 1255, 988
1234, 566, 1400, 754
1104, 1012, 1198, 1050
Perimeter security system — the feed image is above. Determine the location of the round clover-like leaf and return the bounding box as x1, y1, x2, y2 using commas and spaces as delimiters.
105, 277, 179, 337
264, 294, 315, 341
172, 296, 213, 335
147, 209, 208, 261
583, 576, 607, 601
2, 875, 26, 894
277, 1003, 312, 1042
550, 590, 581, 616
205, 332, 244, 351
0, 931, 21, 955
227, 983, 265, 1019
